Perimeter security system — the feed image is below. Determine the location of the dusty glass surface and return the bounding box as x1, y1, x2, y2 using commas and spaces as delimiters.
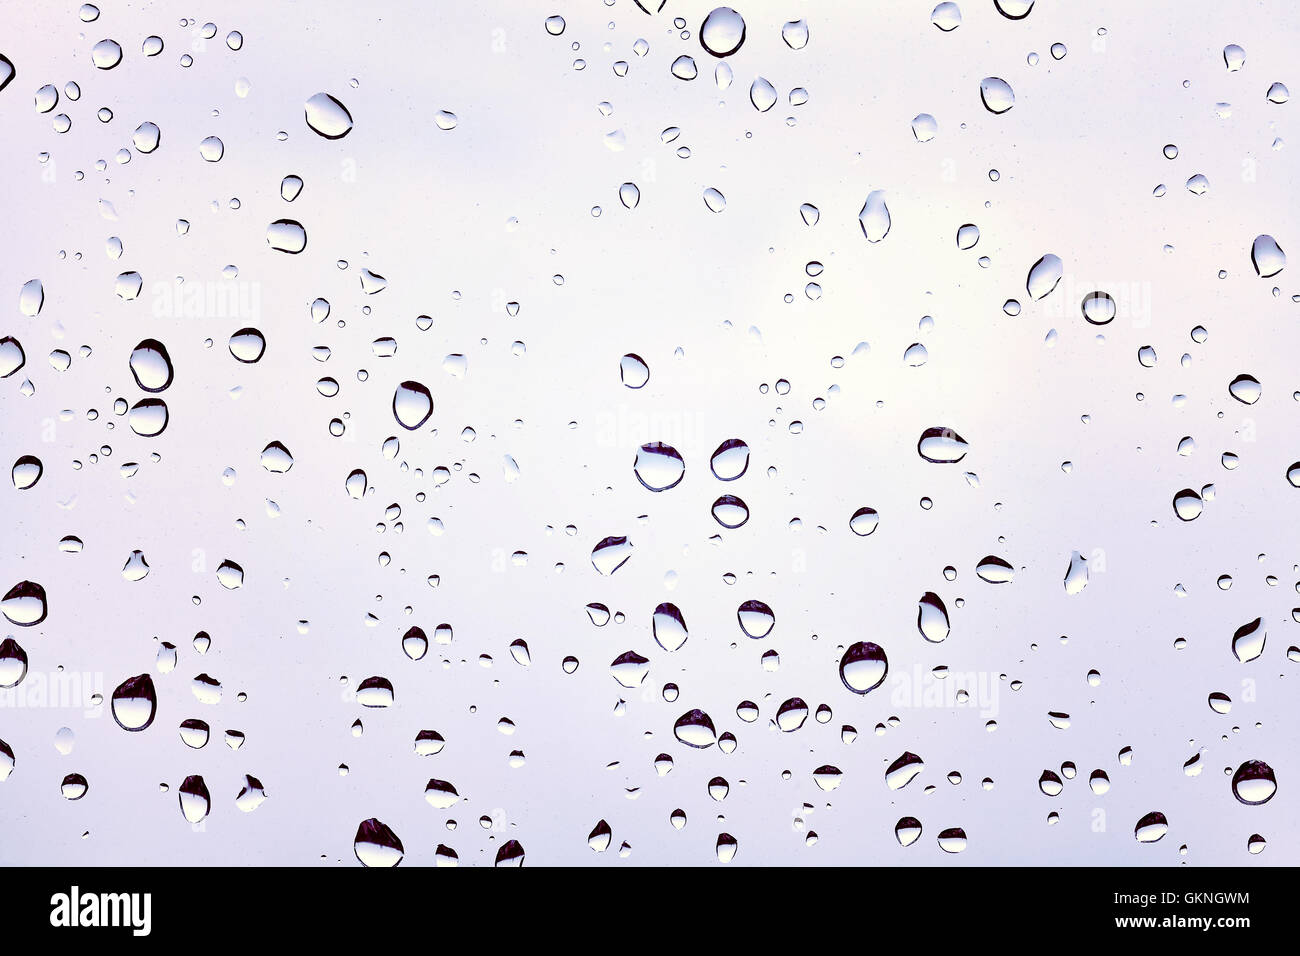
0, 1, 1296, 866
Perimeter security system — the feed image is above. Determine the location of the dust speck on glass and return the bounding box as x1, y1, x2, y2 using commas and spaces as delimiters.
0, 0, 1296, 866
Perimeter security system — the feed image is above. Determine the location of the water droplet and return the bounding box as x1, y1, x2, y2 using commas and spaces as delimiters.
709, 439, 749, 480
858, 190, 891, 242
849, 506, 879, 536
198, 135, 224, 162
178, 775, 211, 823
1251, 235, 1285, 277
354, 818, 404, 866
91, 38, 122, 69
266, 219, 306, 253
110, 674, 156, 731
620, 353, 649, 388
12, 455, 42, 490
0, 336, 25, 378
1172, 488, 1203, 521
699, 7, 746, 57
392, 381, 433, 429
886, 751, 925, 790
673, 709, 716, 748
305, 92, 353, 139
1026, 254, 1064, 299
634, 442, 685, 491
1228, 374, 1261, 405
2, 581, 47, 626
129, 339, 173, 392
1134, 811, 1168, 843
979, 77, 1015, 113
1231, 760, 1276, 805
918, 426, 968, 463
839, 641, 888, 693
1081, 291, 1115, 325
975, 556, 1015, 584
931, 2, 962, 30
737, 599, 775, 638
0, 638, 28, 688
917, 592, 950, 642
1063, 551, 1089, 594
711, 494, 749, 528
591, 535, 634, 575
911, 113, 938, 143
782, 20, 809, 50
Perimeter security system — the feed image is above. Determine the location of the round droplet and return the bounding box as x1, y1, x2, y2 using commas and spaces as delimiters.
392, 381, 433, 430
858, 190, 891, 242
1228, 374, 1261, 405
229, 328, 266, 363
979, 77, 1015, 113
699, 7, 746, 57
1081, 291, 1115, 325
11, 455, 42, 490
2, 581, 47, 626
128, 399, 168, 437
1134, 811, 1168, 843
634, 442, 685, 491
620, 353, 649, 388
839, 641, 888, 694
179, 775, 211, 823
1251, 235, 1285, 277
198, 135, 224, 162
1026, 254, 1064, 299
911, 113, 938, 143
1173, 488, 1203, 521
737, 599, 775, 639
673, 709, 716, 748
354, 818, 404, 867
709, 439, 749, 480
849, 506, 879, 536
129, 339, 173, 392
305, 92, 353, 139
931, 2, 962, 30
110, 674, 156, 731
711, 494, 749, 528
91, 38, 122, 69
266, 219, 307, 254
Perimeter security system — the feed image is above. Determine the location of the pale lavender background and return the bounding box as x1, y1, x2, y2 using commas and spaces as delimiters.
0, 0, 1296, 865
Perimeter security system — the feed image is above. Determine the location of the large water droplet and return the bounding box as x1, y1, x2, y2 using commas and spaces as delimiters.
110, 674, 156, 731
1026, 254, 1064, 299
673, 709, 716, 748
979, 77, 1015, 113
2, 581, 47, 626
839, 641, 888, 693
699, 7, 746, 57
634, 442, 685, 491
917, 426, 968, 463
392, 381, 433, 429
917, 592, 950, 642
652, 603, 689, 652
1231, 760, 1277, 805
858, 190, 891, 242
129, 339, 173, 392
737, 599, 775, 638
305, 92, 353, 139
354, 818, 404, 866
